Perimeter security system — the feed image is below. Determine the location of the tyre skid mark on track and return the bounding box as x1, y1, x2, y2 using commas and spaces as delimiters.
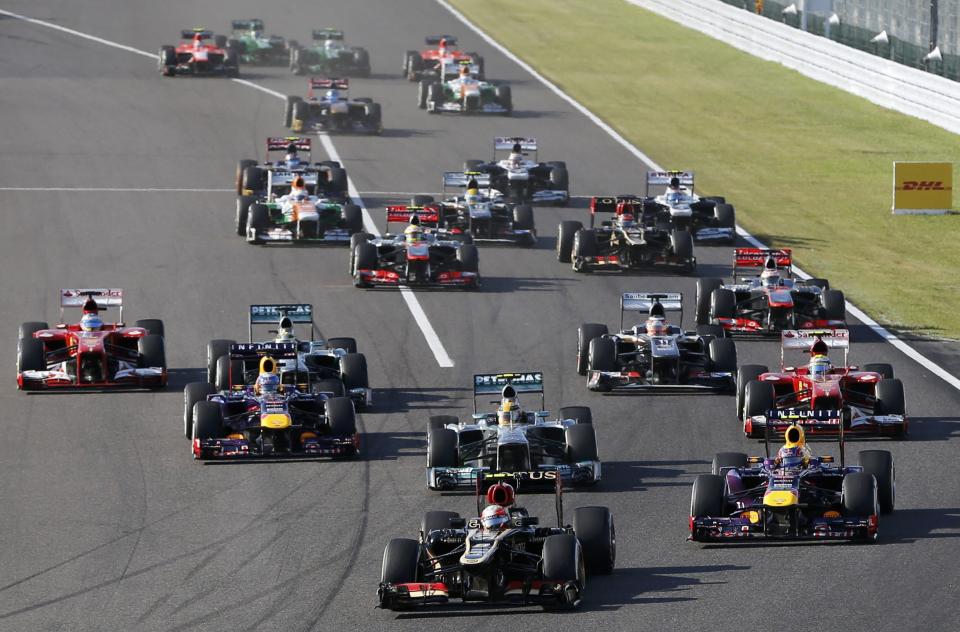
435, 0, 960, 391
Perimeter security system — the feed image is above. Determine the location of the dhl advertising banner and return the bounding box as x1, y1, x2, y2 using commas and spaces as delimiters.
892, 162, 953, 214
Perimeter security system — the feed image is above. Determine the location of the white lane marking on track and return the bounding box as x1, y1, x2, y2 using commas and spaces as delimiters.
0, 187, 233, 192
437, 0, 960, 390
0, 8, 457, 368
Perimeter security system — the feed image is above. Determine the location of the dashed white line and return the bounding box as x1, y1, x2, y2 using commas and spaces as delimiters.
0, 7, 456, 368
436, 0, 960, 390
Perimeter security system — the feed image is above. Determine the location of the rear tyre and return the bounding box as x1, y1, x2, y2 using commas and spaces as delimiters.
559, 405, 592, 425
566, 424, 599, 462
572, 506, 615, 574
708, 338, 737, 374
184, 382, 217, 439
193, 401, 224, 441
428, 428, 458, 467
340, 353, 369, 390
17, 337, 46, 372
587, 337, 616, 372
874, 378, 905, 415
577, 323, 608, 375
138, 335, 166, 370
696, 278, 724, 324
134, 319, 165, 337
690, 474, 725, 517
557, 220, 583, 263
711, 452, 747, 475
859, 450, 895, 513
325, 396, 357, 435
381, 538, 420, 585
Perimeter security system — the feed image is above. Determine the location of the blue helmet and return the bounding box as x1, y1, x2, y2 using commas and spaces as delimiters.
80, 312, 103, 331
257, 371, 280, 394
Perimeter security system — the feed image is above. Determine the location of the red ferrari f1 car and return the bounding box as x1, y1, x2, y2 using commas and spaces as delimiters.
17, 289, 167, 390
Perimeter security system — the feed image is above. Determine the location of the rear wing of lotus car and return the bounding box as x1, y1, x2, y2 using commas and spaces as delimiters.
780, 328, 849, 367
473, 371, 545, 411
248, 303, 314, 342
733, 247, 792, 282
386, 205, 440, 227
231, 19, 264, 32
59, 288, 123, 323
181, 28, 214, 40
425, 34, 458, 46
312, 28, 344, 41
620, 292, 683, 330
589, 195, 644, 228
475, 470, 563, 522
645, 170, 694, 196
493, 136, 537, 161
442, 171, 492, 196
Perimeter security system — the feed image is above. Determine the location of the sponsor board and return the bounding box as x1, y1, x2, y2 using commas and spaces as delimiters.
892, 161, 953, 214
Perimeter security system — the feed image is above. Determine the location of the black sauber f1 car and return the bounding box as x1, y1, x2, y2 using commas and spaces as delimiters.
379, 472, 615, 610
696, 248, 847, 335
558, 196, 696, 274
578, 293, 736, 393
350, 208, 480, 289
185, 343, 359, 460
690, 421, 894, 543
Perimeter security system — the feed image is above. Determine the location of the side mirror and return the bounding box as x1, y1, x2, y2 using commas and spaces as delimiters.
515, 516, 538, 527
821, 455, 834, 463
746, 456, 763, 464
449, 518, 466, 528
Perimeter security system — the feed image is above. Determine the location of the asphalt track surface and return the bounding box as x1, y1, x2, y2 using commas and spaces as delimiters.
1, 1, 959, 630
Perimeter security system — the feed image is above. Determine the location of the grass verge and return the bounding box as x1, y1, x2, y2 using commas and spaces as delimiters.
449, 0, 960, 339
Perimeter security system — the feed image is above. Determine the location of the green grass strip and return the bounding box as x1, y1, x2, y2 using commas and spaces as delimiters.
450, 0, 960, 339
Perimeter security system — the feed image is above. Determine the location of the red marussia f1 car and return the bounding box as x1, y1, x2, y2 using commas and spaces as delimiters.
738, 329, 907, 438
17, 289, 167, 390
402, 35, 483, 81
158, 29, 240, 77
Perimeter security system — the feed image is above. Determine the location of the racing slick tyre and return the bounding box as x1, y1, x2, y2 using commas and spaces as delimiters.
428, 415, 459, 431
711, 452, 748, 476
541, 534, 584, 609
708, 337, 738, 374
566, 423, 599, 462
863, 363, 894, 379
247, 204, 270, 244
573, 506, 615, 575
547, 160, 568, 170
313, 379, 345, 398
577, 323, 608, 375
714, 203, 736, 229
696, 278, 724, 324
353, 242, 378, 287
235, 159, 257, 195
353, 48, 371, 77
158, 46, 176, 76
340, 353, 369, 390
290, 100, 309, 132
427, 428, 458, 467
193, 401, 224, 442
710, 288, 736, 320
743, 381, 775, 432
842, 473, 879, 529
223, 50, 240, 77
859, 450, 895, 513
138, 335, 166, 371
241, 166, 266, 196
670, 230, 694, 271
326, 167, 348, 198
214, 34, 227, 49
184, 382, 217, 439
456, 244, 479, 273
135, 319, 165, 337
559, 406, 593, 425
381, 538, 420, 588
411, 195, 435, 206
587, 337, 617, 373
215, 354, 245, 392
363, 103, 382, 131
808, 278, 830, 290
572, 229, 597, 272
874, 378, 905, 416
822, 289, 846, 321
549, 165, 569, 192
284, 95, 302, 128
463, 160, 484, 172
17, 337, 46, 372
426, 82, 444, 112
557, 220, 583, 263
326, 337, 358, 354
206, 339, 235, 384
325, 396, 357, 435
737, 364, 769, 420
19, 321, 49, 339
342, 204, 364, 234
494, 85, 512, 116
690, 474, 725, 518
348, 233, 373, 273
236, 195, 255, 236
513, 204, 534, 230
417, 80, 432, 109
421, 510, 460, 536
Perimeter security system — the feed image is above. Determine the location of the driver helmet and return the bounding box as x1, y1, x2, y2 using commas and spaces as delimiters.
809, 354, 831, 380
285, 144, 301, 167
497, 398, 522, 426
193, 34, 204, 50
465, 187, 481, 205
777, 424, 809, 468
438, 38, 448, 53
760, 268, 781, 288
276, 316, 296, 342
325, 89, 341, 101
290, 176, 308, 200
480, 504, 510, 531
256, 371, 280, 395
668, 176, 681, 190
80, 312, 103, 332
645, 316, 667, 336
404, 223, 423, 244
